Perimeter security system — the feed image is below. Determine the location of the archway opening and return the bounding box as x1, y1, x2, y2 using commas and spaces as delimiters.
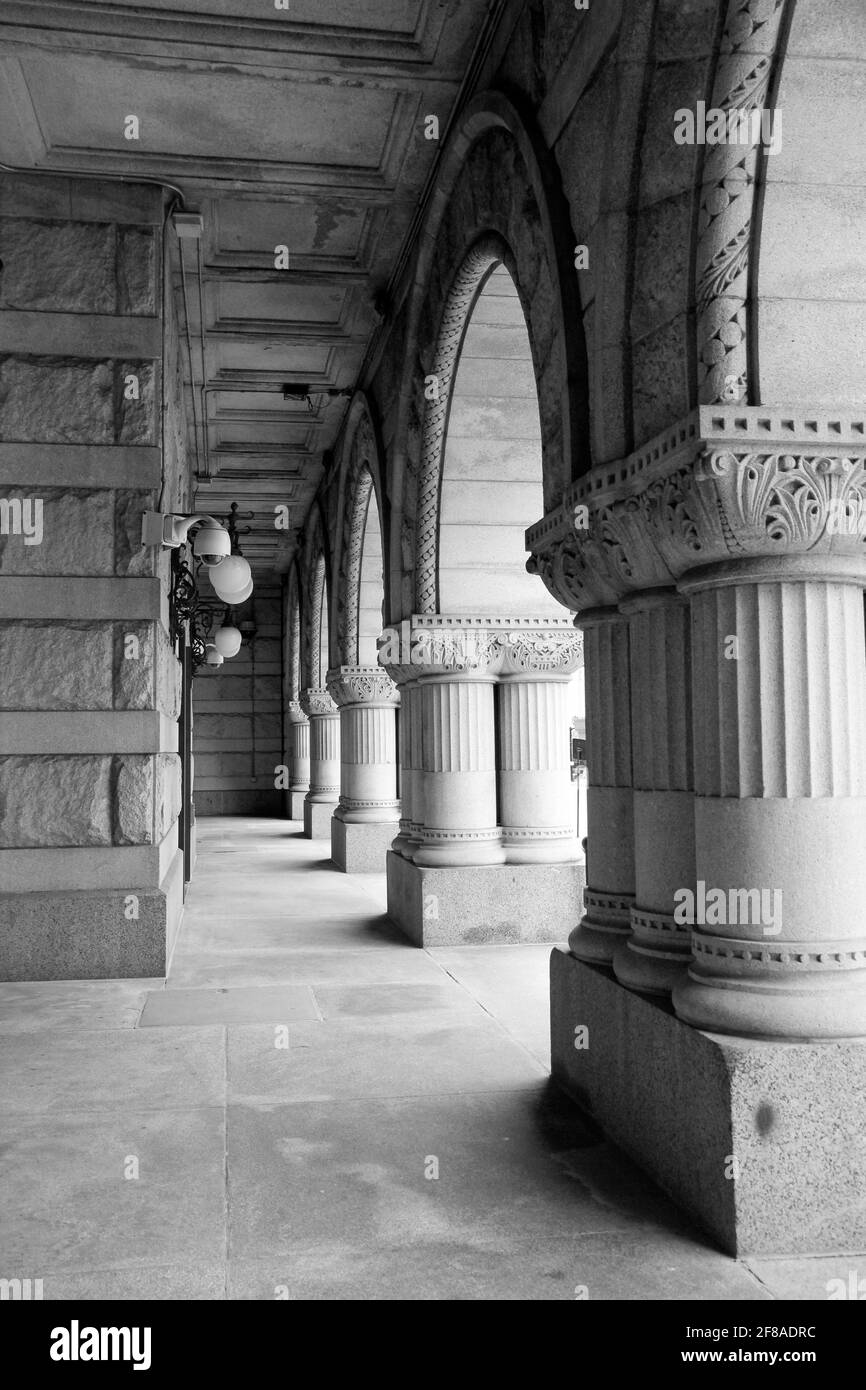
438, 263, 564, 618
357, 471, 385, 667
438, 261, 585, 829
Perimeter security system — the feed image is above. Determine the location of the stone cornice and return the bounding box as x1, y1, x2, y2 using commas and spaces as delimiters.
378, 615, 583, 679
327, 665, 399, 708
526, 407, 866, 610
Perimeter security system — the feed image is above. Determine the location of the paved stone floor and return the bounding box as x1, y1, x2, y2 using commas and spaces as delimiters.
0, 818, 855, 1300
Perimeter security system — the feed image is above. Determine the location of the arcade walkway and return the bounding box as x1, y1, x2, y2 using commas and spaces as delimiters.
0, 820, 839, 1300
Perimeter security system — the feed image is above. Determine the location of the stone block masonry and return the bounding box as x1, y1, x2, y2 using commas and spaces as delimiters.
0, 173, 187, 980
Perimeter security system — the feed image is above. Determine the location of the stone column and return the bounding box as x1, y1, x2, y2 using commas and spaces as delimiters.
497, 630, 583, 864
327, 666, 400, 872
673, 555, 866, 1039
528, 408, 866, 1254
568, 609, 635, 964
613, 590, 695, 995
286, 700, 310, 822
300, 687, 340, 841
390, 676, 419, 858
412, 673, 504, 868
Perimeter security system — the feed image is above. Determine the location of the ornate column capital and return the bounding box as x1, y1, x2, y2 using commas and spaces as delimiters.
300, 687, 338, 718
286, 700, 309, 725
526, 406, 866, 610
378, 615, 582, 680
327, 666, 399, 708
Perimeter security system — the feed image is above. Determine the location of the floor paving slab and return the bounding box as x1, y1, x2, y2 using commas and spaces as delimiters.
1, 1108, 226, 1274
226, 1015, 547, 1104
138, 984, 321, 1027
0, 1025, 226, 1114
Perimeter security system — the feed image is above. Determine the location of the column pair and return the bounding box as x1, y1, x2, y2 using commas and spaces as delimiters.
384, 620, 582, 868
285, 701, 310, 821
327, 667, 400, 873
569, 596, 695, 996
299, 688, 340, 840
566, 547, 866, 1038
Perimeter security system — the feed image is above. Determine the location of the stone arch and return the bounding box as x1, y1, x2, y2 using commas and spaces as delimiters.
333, 393, 388, 666
387, 91, 589, 621
693, 0, 796, 407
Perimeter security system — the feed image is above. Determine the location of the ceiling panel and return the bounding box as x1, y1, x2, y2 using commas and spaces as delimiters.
0, 0, 498, 575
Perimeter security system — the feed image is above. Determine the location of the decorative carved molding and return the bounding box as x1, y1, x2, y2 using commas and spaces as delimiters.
327, 665, 399, 708
300, 687, 338, 718
696, 0, 791, 404
692, 932, 866, 970
526, 408, 866, 609
379, 615, 583, 680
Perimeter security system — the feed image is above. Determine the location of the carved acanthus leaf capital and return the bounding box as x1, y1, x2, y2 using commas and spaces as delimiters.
526, 408, 866, 609
327, 666, 399, 707
499, 630, 584, 675
286, 700, 308, 725
300, 687, 338, 717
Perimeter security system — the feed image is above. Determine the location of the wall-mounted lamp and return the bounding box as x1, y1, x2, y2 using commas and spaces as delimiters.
141, 507, 255, 671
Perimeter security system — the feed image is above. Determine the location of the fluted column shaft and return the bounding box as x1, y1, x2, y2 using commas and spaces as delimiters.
412, 675, 504, 868
673, 557, 866, 1039
497, 676, 580, 864
327, 668, 400, 825
614, 590, 696, 995
569, 608, 635, 963
286, 701, 310, 796
393, 679, 419, 857
300, 688, 340, 806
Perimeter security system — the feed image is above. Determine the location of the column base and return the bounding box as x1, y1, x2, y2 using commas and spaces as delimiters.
568, 888, 634, 964
551, 947, 866, 1255
613, 909, 692, 997
304, 798, 337, 840
0, 849, 184, 981
331, 819, 395, 874
386, 850, 585, 946
501, 830, 582, 865
288, 788, 308, 821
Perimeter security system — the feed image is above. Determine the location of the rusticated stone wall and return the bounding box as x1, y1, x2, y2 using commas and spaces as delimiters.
0, 172, 188, 980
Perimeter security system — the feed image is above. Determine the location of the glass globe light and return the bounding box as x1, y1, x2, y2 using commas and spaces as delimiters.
204, 644, 224, 667
210, 554, 252, 600
214, 625, 243, 659
228, 578, 254, 604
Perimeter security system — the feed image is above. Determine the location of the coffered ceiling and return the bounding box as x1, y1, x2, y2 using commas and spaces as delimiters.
0, 0, 499, 574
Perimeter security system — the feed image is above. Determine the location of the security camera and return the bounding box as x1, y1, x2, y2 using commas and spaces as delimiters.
141, 512, 232, 563
193, 522, 231, 567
